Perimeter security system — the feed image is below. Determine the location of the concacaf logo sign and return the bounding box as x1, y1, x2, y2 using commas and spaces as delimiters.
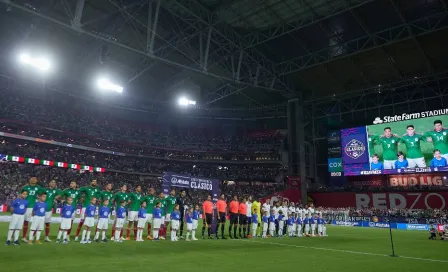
373, 109, 448, 124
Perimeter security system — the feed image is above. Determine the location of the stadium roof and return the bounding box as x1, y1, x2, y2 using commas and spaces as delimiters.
0, 0, 447, 115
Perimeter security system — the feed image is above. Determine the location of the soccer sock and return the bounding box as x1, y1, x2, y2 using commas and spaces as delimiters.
82, 230, 86, 241
215, 224, 219, 237
29, 229, 34, 241
7, 230, 13, 241
36, 231, 42, 241
94, 231, 100, 240
14, 231, 19, 241
134, 224, 137, 238
45, 223, 50, 237
75, 220, 84, 237
126, 226, 131, 238
102, 231, 106, 240
86, 230, 91, 240
243, 226, 246, 237
207, 227, 211, 237
171, 230, 175, 240
23, 221, 29, 238
147, 224, 151, 236
57, 230, 63, 240
238, 226, 242, 236
68, 221, 73, 235
192, 229, 196, 238
234, 226, 237, 237
201, 225, 205, 237
186, 231, 190, 239
63, 231, 67, 240
270, 229, 274, 237
253, 226, 256, 237
221, 224, 224, 236
228, 225, 232, 237
153, 229, 158, 239
112, 226, 115, 238
263, 230, 267, 237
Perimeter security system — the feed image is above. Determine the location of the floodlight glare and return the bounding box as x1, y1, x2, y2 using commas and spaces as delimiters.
18, 53, 51, 73
97, 78, 123, 93
178, 97, 196, 106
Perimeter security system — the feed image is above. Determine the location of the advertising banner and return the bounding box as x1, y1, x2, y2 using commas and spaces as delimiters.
331, 220, 396, 228
287, 176, 301, 187
327, 130, 342, 159
328, 158, 343, 172
260, 188, 302, 206
388, 174, 447, 187
348, 175, 386, 187
396, 223, 430, 231
309, 191, 448, 209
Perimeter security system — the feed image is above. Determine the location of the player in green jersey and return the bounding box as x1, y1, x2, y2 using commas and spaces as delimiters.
165, 189, 177, 235
424, 120, 448, 160
157, 192, 168, 240
377, 127, 400, 169
126, 185, 143, 240
75, 179, 100, 242
143, 188, 156, 240
367, 132, 379, 160
111, 185, 129, 241
20, 177, 43, 242
62, 181, 81, 240
399, 125, 427, 168
43, 180, 62, 242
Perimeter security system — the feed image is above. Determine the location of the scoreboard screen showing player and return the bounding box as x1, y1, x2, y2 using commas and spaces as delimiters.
341, 110, 448, 176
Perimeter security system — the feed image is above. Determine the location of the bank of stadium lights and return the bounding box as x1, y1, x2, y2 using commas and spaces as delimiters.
96, 78, 124, 93
178, 97, 196, 106
18, 53, 51, 73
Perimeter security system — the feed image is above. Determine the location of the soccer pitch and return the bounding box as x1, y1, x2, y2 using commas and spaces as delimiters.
0, 224, 446, 272
367, 116, 447, 164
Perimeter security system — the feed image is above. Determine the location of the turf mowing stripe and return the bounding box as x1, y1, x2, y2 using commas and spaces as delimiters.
239, 239, 448, 263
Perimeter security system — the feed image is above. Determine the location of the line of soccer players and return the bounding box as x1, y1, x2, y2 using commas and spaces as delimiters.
368, 120, 448, 170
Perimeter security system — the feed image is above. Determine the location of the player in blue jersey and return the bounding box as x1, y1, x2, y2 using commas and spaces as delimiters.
287, 214, 295, 237
317, 214, 324, 236
310, 215, 317, 236
29, 192, 47, 244
152, 202, 162, 241
370, 154, 384, 170
114, 201, 127, 243
192, 205, 200, 241
277, 210, 284, 237
268, 212, 276, 237
57, 197, 74, 244
261, 211, 269, 238
80, 197, 97, 244
394, 152, 409, 169
304, 214, 310, 236
430, 149, 448, 167
170, 204, 181, 242
251, 213, 258, 238
296, 215, 303, 237
185, 207, 194, 241
94, 199, 111, 243
136, 202, 147, 242
6, 191, 28, 246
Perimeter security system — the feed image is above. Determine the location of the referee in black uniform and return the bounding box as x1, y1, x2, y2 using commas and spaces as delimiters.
177, 190, 187, 239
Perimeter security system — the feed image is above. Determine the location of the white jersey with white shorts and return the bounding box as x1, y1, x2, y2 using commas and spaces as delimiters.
30, 216, 45, 231
383, 160, 395, 170
137, 217, 146, 228
97, 218, 109, 230
192, 219, 198, 229
9, 214, 25, 230
407, 157, 426, 168
60, 218, 72, 230
115, 218, 125, 229
171, 220, 180, 230
24, 208, 33, 221
84, 217, 95, 228
44, 211, 53, 223
128, 211, 138, 222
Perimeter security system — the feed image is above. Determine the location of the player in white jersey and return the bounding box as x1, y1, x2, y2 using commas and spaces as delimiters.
262, 199, 271, 216
280, 201, 289, 235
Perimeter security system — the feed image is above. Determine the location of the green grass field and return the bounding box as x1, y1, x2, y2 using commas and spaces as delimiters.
368, 116, 448, 164
0, 223, 446, 272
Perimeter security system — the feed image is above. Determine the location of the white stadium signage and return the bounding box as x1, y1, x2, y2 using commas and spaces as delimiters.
373, 109, 448, 124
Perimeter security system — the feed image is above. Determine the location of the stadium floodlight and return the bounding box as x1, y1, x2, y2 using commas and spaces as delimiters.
18, 53, 51, 73
178, 97, 196, 106
96, 78, 123, 93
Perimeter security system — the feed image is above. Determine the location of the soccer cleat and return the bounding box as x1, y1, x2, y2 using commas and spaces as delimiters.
102, 239, 107, 243
146, 235, 152, 240
125, 237, 131, 241
56, 239, 61, 244
63, 240, 69, 244
74, 237, 79, 242
13, 241, 20, 246
221, 236, 227, 240
80, 240, 86, 244
21, 238, 28, 243
192, 237, 198, 241
45, 237, 52, 242
28, 241, 33, 245
111, 237, 115, 241
160, 237, 165, 240
67, 237, 71, 242
202, 236, 205, 240
87, 240, 92, 244
186, 239, 191, 242
178, 236, 184, 240
95, 239, 99, 243
120, 237, 125, 241
35, 240, 42, 245
5, 240, 11, 246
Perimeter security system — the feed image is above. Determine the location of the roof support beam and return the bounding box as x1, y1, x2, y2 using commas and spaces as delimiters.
72, 0, 85, 29
389, 0, 435, 74
147, 0, 160, 54
276, 11, 448, 76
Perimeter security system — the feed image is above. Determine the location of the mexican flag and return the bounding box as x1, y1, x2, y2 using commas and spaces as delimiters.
7, 156, 24, 162
25, 158, 40, 164
57, 162, 68, 168
41, 160, 55, 166
95, 167, 105, 173
82, 165, 91, 171
69, 164, 80, 170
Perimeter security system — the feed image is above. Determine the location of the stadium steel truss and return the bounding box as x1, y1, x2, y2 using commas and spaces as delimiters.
1, 0, 448, 201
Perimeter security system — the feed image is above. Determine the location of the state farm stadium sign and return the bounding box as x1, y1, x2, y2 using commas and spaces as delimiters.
309, 192, 448, 210
372, 109, 448, 124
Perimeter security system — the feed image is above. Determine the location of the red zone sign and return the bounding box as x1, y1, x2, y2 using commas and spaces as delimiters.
309, 192, 448, 210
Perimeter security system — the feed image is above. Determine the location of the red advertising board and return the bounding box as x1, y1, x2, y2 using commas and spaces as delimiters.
260, 188, 301, 206
348, 175, 386, 187
287, 176, 301, 187
309, 191, 448, 210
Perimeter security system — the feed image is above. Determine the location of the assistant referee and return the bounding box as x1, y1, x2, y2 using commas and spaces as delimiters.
216, 193, 227, 239
202, 194, 214, 239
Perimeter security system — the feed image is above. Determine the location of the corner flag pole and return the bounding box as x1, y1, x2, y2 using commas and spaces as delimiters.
388, 211, 397, 257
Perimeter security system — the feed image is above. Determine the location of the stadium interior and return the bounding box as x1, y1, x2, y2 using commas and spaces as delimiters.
0, 0, 448, 271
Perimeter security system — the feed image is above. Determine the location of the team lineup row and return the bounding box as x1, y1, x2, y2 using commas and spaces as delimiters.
5, 178, 326, 245
368, 120, 448, 169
